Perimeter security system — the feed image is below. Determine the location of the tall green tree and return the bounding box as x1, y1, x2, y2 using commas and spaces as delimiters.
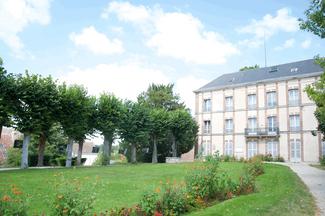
299, 0, 325, 38
75, 96, 97, 166
120, 101, 150, 163
0, 58, 17, 138
14, 72, 56, 168
138, 83, 184, 111
168, 109, 198, 157
306, 57, 325, 137
95, 93, 123, 165
58, 84, 91, 167
148, 109, 170, 163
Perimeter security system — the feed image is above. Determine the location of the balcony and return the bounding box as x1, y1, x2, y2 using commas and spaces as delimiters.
245, 127, 279, 137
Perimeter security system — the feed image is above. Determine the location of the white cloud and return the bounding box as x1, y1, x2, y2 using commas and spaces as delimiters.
69, 26, 124, 55
103, 1, 239, 65
174, 75, 208, 114
0, 0, 51, 57
101, 1, 150, 23
301, 39, 311, 49
238, 8, 299, 48
275, 38, 295, 51
60, 61, 169, 101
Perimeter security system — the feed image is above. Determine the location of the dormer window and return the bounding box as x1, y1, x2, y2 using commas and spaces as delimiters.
269, 66, 278, 73
290, 67, 298, 72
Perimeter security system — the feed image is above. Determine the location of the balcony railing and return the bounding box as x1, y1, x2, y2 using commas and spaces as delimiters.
245, 127, 279, 137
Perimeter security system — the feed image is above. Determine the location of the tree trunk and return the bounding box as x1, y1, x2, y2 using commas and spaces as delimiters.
103, 134, 113, 165
152, 136, 158, 163
21, 133, 30, 169
131, 143, 137, 163
171, 134, 177, 157
77, 140, 84, 166
37, 133, 46, 167
65, 138, 73, 167
0, 125, 2, 140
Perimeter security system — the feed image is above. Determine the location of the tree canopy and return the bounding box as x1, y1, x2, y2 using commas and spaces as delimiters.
239, 65, 260, 71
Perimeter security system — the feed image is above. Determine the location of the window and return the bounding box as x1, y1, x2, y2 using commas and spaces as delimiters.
203, 120, 211, 134
289, 115, 300, 131
202, 140, 211, 156
225, 119, 233, 133
288, 89, 299, 106
247, 94, 256, 109
225, 96, 233, 111
92, 146, 100, 153
247, 141, 257, 158
267, 116, 277, 132
266, 91, 277, 108
203, 99, 211, 112
322, 141, 325, 156
290, 139, 301, 162
248, 117, 257, 133
266, 140, 278, 157
224, 140, 233, 156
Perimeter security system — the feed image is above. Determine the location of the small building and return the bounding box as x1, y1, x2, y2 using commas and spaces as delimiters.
0, 127, 22, 163
194, 59, 325, 162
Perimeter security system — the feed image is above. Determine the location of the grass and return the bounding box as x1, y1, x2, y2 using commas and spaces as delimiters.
310, 164, 325, 170
0, 162, 316, 215
187, 164, 316, 216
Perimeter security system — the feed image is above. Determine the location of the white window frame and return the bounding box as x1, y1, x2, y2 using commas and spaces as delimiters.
267, 116, 277, 133
266, 91, 277, 108
247, 141, 258, 158
247, 94, 257, 109
290, 139, 301, 162
322, 141, 325, 156
224, 140, 233, 156
248, 117, 257, 133
225, 119, 233, 134
225, 96, 233, 111
203, 99, 211, 112
289, 115, 300, 131
288, 89, 299, 106
202, 140, 211, 156
203, 120, 211, 134
266, 140, 278, 157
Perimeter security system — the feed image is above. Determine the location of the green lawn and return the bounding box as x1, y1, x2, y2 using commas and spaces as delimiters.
310, 164, 325, 170
0, 163, 316, 215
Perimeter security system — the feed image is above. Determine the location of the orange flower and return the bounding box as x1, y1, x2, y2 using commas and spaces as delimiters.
155, 187, 161, 193
2, 195, 11, 202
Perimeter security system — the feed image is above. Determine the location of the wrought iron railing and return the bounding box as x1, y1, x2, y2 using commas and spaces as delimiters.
245, 127, 279, 137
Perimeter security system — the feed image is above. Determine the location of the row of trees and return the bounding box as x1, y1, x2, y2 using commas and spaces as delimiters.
0, 60, 198, 168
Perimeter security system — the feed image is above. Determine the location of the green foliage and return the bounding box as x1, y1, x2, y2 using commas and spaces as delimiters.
51, 173, 99, 216
0, 185, 28, 216
299, 0, 325, 38
239, 64, 260, 71
138, 83, 184, 111
236, 169, 256, 195
160, 184, 190, 215
305, 57, 325, 137
247, 157, 265, 177
5, 148, 21, 167
320, 155, 325, 166
139, 191, 159, 215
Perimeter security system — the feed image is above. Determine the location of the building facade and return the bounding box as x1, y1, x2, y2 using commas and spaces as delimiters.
195, 59, 325, 162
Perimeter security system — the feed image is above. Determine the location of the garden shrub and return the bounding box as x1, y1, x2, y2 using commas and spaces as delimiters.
320, 156, 325, 166
51, 173, 99, 216
160, 184, 191, 215
261, 153, 273, 162
139, 191, 159, 216
0, 184, 28, 216
236, 170, 256, 195
247, 157, 265, 177
214, 172, 238, 200
5, 148, 21, 167
274, 155, 285, 162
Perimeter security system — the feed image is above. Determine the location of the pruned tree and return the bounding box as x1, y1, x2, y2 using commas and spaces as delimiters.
239, 65, 260, 71
299, 0, 325, 38
168, 109, 198, 157
148, 108, 170, 163
0, 58, 17, 139
95, 93, 123, 165
58, 84, 91, 167
120, 101, 150, 163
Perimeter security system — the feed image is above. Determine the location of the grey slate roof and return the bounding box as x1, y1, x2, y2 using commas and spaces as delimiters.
195, 59, 323, 93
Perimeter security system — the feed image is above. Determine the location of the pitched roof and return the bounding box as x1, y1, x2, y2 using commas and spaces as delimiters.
195, 59, 323, 93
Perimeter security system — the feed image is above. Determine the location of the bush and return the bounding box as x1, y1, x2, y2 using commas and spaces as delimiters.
0, 185, 28, 216
5, 148, 21, 167
274, 155, 285, 162
51, 173, 99, 216
236, 171, 256, 195
247, 157, 265, 177
28, 154, 53, 166
214, 172, 238, 200
320, 156, 325, 166
160, 185, 190, 215
261, 154, 273, 162
139, 191, 159, 216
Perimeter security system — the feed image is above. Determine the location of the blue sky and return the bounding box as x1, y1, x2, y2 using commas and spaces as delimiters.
0, 0, 324, 113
